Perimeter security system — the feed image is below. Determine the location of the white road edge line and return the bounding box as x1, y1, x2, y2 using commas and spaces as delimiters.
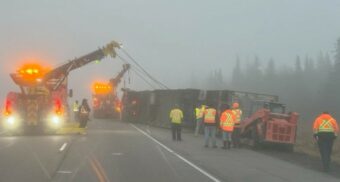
59, 143, 68, 152
57, 170, 73, 174
130, 124, 221, 182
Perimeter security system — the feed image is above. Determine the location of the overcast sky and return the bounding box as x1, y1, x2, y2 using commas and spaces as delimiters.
1, 0, 340, 102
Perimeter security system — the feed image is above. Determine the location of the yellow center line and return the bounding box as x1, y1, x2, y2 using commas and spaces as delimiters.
92, 156, 110, 182
90, 159, 106, 182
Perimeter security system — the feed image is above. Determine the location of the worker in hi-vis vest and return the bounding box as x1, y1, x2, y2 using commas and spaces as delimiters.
170, 104, 184, 141
313, 111, 339, 172
194, 104, 205, 136
73, 100, 79, 122
220, 105, 236, 149
203, 105, 218, 148
232, 102, 242, 148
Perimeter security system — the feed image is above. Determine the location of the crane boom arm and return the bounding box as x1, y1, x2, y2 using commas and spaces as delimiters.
43, 41, 121, 83
109, 64, 130, 87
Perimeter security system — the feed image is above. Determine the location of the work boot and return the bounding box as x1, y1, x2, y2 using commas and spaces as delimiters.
221, 141, 227, 149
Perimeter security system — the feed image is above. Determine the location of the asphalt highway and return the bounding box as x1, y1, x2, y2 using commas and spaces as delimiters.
0, 119, 338, 182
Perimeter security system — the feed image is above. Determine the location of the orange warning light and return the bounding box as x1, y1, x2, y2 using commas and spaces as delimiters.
92, 82, 113, 94
17, 63, 49, 82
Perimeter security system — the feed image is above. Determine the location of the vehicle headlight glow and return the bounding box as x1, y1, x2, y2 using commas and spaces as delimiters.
7, 116, 15, 125
52, 116, 60, 124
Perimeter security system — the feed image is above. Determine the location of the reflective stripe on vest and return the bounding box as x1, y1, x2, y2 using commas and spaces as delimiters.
220, 111, 234, 131
80, 106, 88, 114
319, 119, 335, 132
204, 108, 216, 124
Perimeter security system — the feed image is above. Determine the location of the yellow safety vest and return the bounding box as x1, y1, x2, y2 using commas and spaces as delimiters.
73, 103, 79, 112
195, 107, 204, 119
170, 108, 183, 124
232, 109, 242, 124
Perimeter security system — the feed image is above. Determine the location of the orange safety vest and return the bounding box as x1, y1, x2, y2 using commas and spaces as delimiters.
204, 108, 216, 124
220, 109, 235, 132
232, 109, 242, 124
313, 114, 339, 134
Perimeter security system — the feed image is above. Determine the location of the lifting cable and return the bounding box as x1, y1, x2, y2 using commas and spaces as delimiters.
116, 53, 165, 89
117, 55, 157, 89
120, 48, 169, 89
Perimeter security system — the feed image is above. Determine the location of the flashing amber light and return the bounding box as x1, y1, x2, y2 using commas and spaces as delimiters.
115, 107, 121, 113
17, 63, 49, 82
92, 82, 113, 94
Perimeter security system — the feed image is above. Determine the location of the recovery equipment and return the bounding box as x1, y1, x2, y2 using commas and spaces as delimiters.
92, 63, 130, 119
2, 41, 120, 134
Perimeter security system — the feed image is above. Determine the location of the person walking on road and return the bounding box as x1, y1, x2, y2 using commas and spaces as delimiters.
313, 111, 339, 172
79, 99, 91, 129
194, 104, 205, 136
220, 105, 235, 149
232, 102, 242, 148
170, 104, 184, 141
73, 100, 79, 122
203, 105, 218, 148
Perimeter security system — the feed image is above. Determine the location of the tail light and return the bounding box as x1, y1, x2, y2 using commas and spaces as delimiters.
93, 97, 99, 108
54, 99, 63, 115
4, 99, 12, 116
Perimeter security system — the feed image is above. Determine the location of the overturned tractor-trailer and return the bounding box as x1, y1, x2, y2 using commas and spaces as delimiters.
122, 89, 298, 150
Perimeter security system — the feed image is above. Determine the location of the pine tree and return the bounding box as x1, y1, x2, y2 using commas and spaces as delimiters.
295, 56, 302, 74
266, 58, 276, 77
231, 57, 243, 89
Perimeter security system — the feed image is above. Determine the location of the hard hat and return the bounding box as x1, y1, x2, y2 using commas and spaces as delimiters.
232, 102, 239, 109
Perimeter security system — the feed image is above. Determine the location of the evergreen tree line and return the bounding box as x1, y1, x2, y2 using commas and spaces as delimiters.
230, 38, 340, 122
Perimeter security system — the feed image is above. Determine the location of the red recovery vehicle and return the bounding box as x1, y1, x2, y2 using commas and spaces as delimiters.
92, 64, 130, 119
2, 41, 120, 134
237, 97, 298, 151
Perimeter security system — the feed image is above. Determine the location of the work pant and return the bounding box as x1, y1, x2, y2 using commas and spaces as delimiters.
79, 115, 89, 128
222, 131, 232, 141
194, 118, 203, 136
232, 126, 241, 147
73, 111, 79, 122
204, 125, 217, 147
171, 123, 182, 141
317, 132, 336, 171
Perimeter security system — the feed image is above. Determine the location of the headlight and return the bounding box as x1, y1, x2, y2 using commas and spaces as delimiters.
7, 116, 15, 125
52, 116, 60, 125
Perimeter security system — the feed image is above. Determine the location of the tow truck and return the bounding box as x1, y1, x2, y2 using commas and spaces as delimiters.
92, 64, 130, 119
2, 41, 121, 134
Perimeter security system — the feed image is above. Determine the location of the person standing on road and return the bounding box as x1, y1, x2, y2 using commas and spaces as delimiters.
313, 111, 339, 172
220, 105, 235, 149
232, 102, 242, 148
194, 104, 205, 136
73, 100, 79, 122
203, 105, 218, 148
170, 104, 184, 141
79, 99, 91, 129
